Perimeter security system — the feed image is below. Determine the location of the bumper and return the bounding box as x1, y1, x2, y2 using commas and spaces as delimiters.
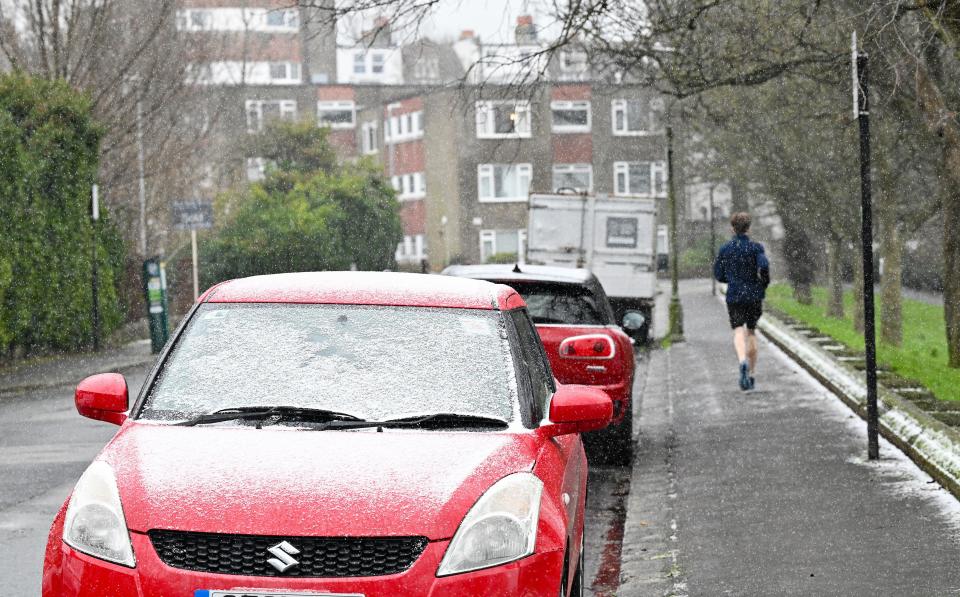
45, 534, 564, 597
595, 380, 632, 425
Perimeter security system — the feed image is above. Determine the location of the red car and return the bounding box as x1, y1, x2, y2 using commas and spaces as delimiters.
43, 272, 612, 597
443, 265, 637, 464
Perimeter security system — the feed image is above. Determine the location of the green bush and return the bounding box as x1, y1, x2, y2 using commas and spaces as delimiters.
486, 252, 519, 264
0, 73, 123, 355
201, 121, 402, 285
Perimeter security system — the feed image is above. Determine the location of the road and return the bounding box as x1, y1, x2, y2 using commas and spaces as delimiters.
0, 359, 640, 595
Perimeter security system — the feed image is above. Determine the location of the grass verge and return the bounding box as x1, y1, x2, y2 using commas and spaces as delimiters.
765, 283, 959, 402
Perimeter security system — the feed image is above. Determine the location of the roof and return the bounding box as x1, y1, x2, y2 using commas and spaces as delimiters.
201, 271, 525, 311
442, 264, 597, 285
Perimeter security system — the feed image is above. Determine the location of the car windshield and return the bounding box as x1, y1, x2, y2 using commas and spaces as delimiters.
139, 304, 517, 422
505, 281, 609, 326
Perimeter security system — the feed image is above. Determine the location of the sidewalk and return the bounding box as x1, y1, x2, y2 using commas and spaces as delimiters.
0, 340, 155, 396
620, 280, 960, 595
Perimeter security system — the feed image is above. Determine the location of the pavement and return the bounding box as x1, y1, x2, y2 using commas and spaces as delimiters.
0, 339, 155, 396
621, 280, 960, 595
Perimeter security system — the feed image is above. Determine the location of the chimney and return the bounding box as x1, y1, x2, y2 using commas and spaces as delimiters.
515, 15, 537, 45
459, 29, 476, 41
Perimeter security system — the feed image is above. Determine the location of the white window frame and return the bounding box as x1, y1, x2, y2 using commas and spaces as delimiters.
316, 100, 356, 129
246, 157, 267, 182
395, 233, 427, 263
245, 99, 297, 133
264, 8, 299, 30
613, 161, 667, 197
268, 62, 302, 84
477, 163, 532, 203
353, 52, 366, 75
552, 163, 593, 193
412, 56, 439, 81
361, 121, 378, 154
392, 172, 426, 200
479, 229, 527, 263
550, 100, 591, 133
559, 50, 588, 73
475, 100, 532, 139
612, 99, 659, 136
384, 110, 424, 143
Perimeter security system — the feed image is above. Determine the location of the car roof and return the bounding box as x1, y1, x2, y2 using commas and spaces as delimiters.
201, 271, 525, 311
442, 264, 597, 285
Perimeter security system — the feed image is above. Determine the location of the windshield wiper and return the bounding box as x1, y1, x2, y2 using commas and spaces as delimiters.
378, 413, 510, 430
176, 406, 365, 427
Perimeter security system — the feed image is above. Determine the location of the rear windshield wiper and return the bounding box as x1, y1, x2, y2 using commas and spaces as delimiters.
176, 406, 365, 427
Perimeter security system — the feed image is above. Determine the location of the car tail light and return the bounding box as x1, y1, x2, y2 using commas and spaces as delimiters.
558, 334, 615, 359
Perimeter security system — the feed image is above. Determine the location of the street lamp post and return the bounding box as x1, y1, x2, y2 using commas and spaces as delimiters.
667, 126, 684, 342
90, 184, 101, 352
136, 97, 147, 257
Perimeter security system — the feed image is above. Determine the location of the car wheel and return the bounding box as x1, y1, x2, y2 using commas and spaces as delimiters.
569, 535, 585, 597
605, 403, 634, 466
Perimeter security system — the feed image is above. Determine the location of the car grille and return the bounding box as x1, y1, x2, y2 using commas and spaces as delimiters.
148, 530, 428, 577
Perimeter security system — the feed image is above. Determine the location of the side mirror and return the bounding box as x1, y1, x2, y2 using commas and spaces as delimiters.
75, 373, 129, 425
541, 384, 612, 437
621, 311, 646, 332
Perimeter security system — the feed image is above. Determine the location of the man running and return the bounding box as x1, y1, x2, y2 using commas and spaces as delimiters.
713, 212, 770, 390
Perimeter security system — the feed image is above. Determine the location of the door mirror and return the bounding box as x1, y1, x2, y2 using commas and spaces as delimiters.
541, 384, 612, 437
75, 373, 129, 425
621, 311, 646, 332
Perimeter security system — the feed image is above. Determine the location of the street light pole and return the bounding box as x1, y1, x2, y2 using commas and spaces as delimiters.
667, 126, 684, 342
853, 33, 880, 460
709, 184, 716, 297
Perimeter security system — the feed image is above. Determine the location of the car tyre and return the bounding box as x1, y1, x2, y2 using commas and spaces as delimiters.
569, 535, 585, 597
586, 403, 633, 466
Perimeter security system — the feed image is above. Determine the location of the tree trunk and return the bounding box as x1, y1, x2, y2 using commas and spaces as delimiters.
780, 212, 815, 305
943, 158, 960, 368
879, 201, 903, 346
827, 236, 844, 318
913, 57, 960, 367
852, 245, 865, 333
729, 178, 749, 213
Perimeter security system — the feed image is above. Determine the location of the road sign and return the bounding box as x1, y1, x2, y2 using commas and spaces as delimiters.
172, 200, 213, 230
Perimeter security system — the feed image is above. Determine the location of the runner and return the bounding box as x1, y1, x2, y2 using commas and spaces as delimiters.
713, 212, 770, 390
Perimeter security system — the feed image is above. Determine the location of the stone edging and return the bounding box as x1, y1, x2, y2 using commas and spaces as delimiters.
758, 311, 960, 500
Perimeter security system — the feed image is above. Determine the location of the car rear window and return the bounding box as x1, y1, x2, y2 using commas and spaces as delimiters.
502, 281, 611, 326
140, 304, 517, 422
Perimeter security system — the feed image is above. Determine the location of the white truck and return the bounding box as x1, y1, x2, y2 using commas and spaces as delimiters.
526, 192, 658, 342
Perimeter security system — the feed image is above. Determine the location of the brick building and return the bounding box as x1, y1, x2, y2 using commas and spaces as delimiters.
177, 2, 668, 270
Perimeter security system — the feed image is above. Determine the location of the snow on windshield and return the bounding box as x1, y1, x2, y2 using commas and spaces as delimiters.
141, 304, 516, 422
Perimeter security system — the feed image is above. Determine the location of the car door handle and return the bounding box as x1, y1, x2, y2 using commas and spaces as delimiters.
586, 365, 606, 372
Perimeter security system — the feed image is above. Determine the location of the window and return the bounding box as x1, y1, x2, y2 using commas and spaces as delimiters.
353, 53, 366, 75
614, 161, 667, 196
371, 52, 385, 74
552, 164, 593, 193
245, 100, 297, 133
612, 99, 662, 135
559, 51, 588, 74
606, 217, 638, 248
246, 157, 267, 182
391, 172, 426, 200
551, 101, 591, 133
361, 121, 378, 154
384, 110, 424, 143
265, 9, 298, 29
480, 229, 527, 262
476, 101, 531, 138
190, 10, 212, 29
395, 234, 427, 263
508, 310, 553, 425
478, 164, 532, 202
268, 62, 301, 83
317, 101, 355, 129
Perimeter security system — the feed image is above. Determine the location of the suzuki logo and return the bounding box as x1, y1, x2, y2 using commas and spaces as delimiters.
266, 540, 300, 573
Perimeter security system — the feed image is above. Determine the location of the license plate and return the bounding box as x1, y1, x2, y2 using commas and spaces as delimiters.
196, 592, 364, 597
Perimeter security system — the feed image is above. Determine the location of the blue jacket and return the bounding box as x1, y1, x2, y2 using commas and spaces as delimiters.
714, 234, 770, 304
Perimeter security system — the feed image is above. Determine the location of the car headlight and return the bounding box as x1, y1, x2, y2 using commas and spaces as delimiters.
63, 461, 136, 567
436, 472, 543, 576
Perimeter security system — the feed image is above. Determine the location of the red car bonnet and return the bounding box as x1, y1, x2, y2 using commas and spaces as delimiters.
100, 423, 537, 541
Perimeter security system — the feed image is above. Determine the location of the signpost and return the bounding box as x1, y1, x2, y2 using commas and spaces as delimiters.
90, 184, 100, 352
172, 200, 213, 301
852, 32, 880, 460
142, 257, 169, 354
